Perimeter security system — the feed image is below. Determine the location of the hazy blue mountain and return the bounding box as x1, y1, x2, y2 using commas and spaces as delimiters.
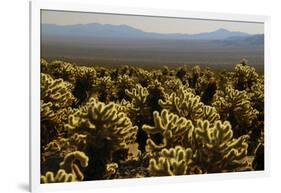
243, 34, 264, 45
41, 23, 264, 68
215, 34, 264, 47
188, 28, 249, 40
42, 23, 253, 40
42, 23, 147, 38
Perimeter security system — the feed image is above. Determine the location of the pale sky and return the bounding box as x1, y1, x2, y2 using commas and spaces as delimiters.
41, 10, 264, 35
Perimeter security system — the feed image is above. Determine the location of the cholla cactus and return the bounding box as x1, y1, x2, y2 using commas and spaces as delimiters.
199, 106, 220, 123
115, 75, 136, 100
95, 67, 110, 77
195, 70, 214, 95
126, 81, 165, 114
76, 66, 96, 80
63, 98, 138, 179
59, 151, 89, 181
148, 146, 193, 176
142, 110, 194, 152
41, 80, 75, 144
159, 86, 204, 122
115, 99, 138, 120
144, 116, 251, 174
125, 84, 149, 110
41, 60, 77, 84
40, 58, 264, 179
41, 169, 77, 183
41, 104, 78, 137
159, 85, 220, 125
43, 135, 88, 155
159, 66, 175, 82
65, 98, 138, 153
40, 73, 77, 145
92, 76, 114, 102
41, 60, 97, 105
194, 120, 250, 173
147, 80, 166, 112
163, 79, 191, 95
175, 65, 189, 82
41, 101, 58, 124
41, 134, 88, 174
105, 163, 119, 178
252, 143, 264, 170
213, 86, 258, 130
201, 77, 217, 105
186, 66, 217, 101
234, 63, 259, 90
188, 65, 201, 88
125, 84, 153, 151
135, 68, 153, 87
41, 73, 76, 109
249, 78, 264, 112
73, 65, 96, 104
41, 58, 49, 73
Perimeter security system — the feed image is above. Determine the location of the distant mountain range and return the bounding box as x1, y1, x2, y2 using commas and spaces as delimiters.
42, 23, 263, 43
215, 34, 264, 47
41, 23, 264, 67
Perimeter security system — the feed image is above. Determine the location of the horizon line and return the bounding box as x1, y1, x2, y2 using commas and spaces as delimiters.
41, 22, 264, 35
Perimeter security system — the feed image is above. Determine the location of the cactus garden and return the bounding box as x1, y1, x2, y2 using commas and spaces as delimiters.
40, 58, 264, 183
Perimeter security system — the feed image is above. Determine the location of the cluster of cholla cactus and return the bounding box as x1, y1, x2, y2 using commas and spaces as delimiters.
41, 58, 264, 183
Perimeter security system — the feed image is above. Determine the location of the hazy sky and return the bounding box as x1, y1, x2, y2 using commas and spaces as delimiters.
41, 10, 264, 34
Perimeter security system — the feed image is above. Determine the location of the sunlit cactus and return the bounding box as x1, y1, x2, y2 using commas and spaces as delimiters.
95, 66, 110, 77
234, 63, 259, 90
43, 135, 87, 156
41, 169, 77, 183
142, 110, 194, 152
115, 99, 138, 117
73, 65, 96, 104
41, 101, 58, 124
135, 68, 153, 87
125, 84, 149, 109
64, 98, 137, 178
40, 73, 77, 145
40, 104, 67, 146
249, 77, 264, 112
41, 73, 77, 109
65, 98, 138, 153
41, 133, 88, 175
193, 120, 250, 173
147, 79, 166, 112
125, 84, 151, 151
41, 60, 77, 84
59, 151, 89, 181
163, 79, 190, 95
148, 146, 193, 176
40, 58, 264, 180
199, 105, 220, 123
115, 74, 137, 100
159, 86, 204, 122
104, 162, 119, 179
189, 65, 201, 88
92, 76, 114, 102
213, 86, 258, 130
40, 58, 49, 73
